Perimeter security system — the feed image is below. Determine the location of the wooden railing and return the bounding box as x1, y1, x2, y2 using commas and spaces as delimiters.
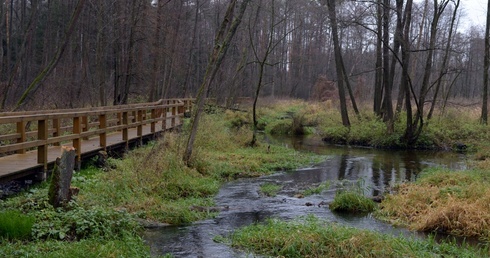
0, 98, 193, 175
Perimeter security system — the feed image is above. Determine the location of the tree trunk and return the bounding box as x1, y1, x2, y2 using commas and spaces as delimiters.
381, 0, 394, 133
327, 0, 350, 127
48, 146, 76, 208
401, 0, 415, 143
414, 0, 449, 134
373, 0, 383, 115
483, 0, 490, 124
13, 0, 86, 111
183, 0, 250, 164
428, 0, 459, 120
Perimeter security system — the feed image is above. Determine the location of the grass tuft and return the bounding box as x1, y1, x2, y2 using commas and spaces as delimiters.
0, 210, 35, 240
329, 190, 377, 213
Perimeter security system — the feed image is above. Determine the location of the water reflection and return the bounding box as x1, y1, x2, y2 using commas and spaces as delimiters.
269, 135, 467, 196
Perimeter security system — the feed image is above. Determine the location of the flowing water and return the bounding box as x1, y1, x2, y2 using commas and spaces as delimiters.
143, 135, 468, 257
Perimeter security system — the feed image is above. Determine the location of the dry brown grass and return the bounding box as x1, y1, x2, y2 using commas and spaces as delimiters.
379, 169, 490, 240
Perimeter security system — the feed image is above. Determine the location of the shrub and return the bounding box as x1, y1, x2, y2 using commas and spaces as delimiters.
31, 203, 139, 241
0, 210, 35, 240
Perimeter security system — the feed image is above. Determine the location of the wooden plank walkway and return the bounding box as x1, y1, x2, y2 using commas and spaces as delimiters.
0, 118, 179, 182
0, 99, 191, 182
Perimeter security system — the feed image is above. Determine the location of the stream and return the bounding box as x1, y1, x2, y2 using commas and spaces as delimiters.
143, 135, 468, 257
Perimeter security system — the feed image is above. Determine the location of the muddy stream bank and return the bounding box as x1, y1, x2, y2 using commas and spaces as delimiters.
143, 136, 468, 257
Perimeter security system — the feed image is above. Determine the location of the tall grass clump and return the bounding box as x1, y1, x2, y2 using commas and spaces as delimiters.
329, 190, 376, 213
230, 216, 487, 257
0, 210, 35, 240
378, 167, 490, 241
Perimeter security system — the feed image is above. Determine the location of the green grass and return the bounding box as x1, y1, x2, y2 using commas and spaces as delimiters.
259, 183, 282, 197
0, 236, 149, 257
230, 216, 488, 258
0, 109, 322, 256
0, 210, 35, 240
329, 190, 377, 213
302, 181, 331, 196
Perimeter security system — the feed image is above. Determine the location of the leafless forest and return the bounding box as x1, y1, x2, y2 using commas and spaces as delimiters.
0, 0, 485, 114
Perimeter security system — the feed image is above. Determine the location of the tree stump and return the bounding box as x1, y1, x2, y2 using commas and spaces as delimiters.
48, 146, 76, 208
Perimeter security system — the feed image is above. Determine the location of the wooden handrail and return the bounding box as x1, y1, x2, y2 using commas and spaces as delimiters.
0, 99, 193, 175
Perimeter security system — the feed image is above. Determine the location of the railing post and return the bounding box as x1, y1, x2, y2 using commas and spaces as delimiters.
178, 101, 184, 116
188, 99, 192, 114
186, 99, 192, 113
82, 116, 89, 140
171, 101, 176, 128
151, 109, 156, 133
162, 106, 167, 130
37, 119, 48, 179
132, 110, 137, 123
73, 116, 82, 170
16, 121, 26, 154
99, 114, 107, 150
52, 118, 61, 146
122, 111, 129, 150
117, 112, 122, 128
137, 109, 143, 145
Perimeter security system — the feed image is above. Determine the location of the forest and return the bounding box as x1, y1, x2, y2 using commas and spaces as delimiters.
4, 1, 490, 256
0, 0, 486, 121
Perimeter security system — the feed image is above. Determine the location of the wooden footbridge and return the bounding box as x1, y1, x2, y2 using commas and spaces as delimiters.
0, 99, 192, 183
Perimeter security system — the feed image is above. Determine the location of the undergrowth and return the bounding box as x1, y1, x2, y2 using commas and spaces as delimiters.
0, 108, 322, 256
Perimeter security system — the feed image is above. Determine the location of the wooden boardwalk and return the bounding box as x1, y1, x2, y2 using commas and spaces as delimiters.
0, 99, 191, 182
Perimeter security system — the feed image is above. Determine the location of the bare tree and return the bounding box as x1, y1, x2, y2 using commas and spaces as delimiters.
184, 0, 251, 164
13, 0, 87, 110
483, 0, 490, 124
428, 0, 460, 120
326, 0, 350, 127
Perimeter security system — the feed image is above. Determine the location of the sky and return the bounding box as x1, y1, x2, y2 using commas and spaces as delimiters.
460, 0, 487, 30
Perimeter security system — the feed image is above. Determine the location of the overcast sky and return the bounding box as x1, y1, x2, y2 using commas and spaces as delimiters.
460, 0, 487, 30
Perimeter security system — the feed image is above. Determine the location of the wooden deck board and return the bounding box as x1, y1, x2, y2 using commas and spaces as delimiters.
0, 116, 180, 181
